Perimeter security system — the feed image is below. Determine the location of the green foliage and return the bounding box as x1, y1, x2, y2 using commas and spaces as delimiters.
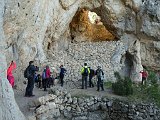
112, 72, 133, 96
129, 70, 160, 107
104, 81, 112, 89
147, 70, 157, 85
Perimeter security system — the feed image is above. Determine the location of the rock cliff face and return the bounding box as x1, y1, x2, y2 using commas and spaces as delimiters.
0, 0, 160, 119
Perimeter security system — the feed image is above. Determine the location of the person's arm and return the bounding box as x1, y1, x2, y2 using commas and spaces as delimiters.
102, 70, 104, 76
95, 70, 97, 75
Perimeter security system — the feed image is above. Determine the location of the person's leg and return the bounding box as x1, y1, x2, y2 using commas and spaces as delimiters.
26, 77, 33, 96
85, 76, 87, 89
42, 79, 44, 88
97, 78, 100, 91
39, 80, 41, 88
46, 78, 49, 88
60, 76, 62, 87
82, 76, 84, 89
142, 77, 144, 85
25, 79, 30, 96
61, 76, 64, 87
144, 77, 147, 85
44, 79, 47, 91
89, 76, 92, 87
47, 78, 51, 88
29, 79, 35, 96
90, 76, 94, 87
101, 80, 104, 91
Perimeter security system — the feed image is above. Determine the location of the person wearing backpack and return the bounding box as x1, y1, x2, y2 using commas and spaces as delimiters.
95, 66, 104, 91
24, 61, 39, 97
59, 65, 67, 87
88, 67, 95, 88
81, 63, 90, 89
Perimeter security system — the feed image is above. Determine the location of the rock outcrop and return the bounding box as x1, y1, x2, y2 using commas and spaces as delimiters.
0, 0, 26, 120
2, 0, 160, 83
0, 0, 160, 119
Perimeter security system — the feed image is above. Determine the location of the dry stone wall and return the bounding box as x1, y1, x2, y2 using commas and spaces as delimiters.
29, 88, 160, 120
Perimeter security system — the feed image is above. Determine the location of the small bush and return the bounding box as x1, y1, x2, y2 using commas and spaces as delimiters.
112, 72, 133, 96
104, 81, 112, 89
129, 69, 160, 107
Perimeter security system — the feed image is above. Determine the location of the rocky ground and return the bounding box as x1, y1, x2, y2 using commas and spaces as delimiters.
14, 80, 123, 118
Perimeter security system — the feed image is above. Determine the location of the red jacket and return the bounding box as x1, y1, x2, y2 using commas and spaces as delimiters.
46, 68, 51, 78
7, 62, 16, 76
140, 71, 148, 78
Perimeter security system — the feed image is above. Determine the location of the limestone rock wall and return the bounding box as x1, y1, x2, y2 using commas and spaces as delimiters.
0, 0, 160, 118
2, 0, 160, 84
0, 0, 26, 120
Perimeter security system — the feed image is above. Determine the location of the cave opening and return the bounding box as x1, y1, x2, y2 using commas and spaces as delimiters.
47, 42, 51, 50
69, 8, 118, 42
121, 52, 134, 77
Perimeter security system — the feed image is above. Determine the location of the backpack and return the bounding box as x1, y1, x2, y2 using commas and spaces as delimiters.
97, 69, 103, 78
42, 71, 46, 79
24, 66, 31, 78
83, 67, 88, 76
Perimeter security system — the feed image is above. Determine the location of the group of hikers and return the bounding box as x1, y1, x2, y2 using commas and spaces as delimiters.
81, 63, 105, 91
24, 61, 67, 97
6, 60, 105, 97
7, 60, 160, 97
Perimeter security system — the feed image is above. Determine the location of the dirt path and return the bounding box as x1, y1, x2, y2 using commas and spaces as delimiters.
14, 86, 48, 117
14, 82, 124, 118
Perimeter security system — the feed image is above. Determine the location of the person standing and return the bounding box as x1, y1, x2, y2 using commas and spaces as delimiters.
140, 69, 148, 85
81, 63, 90, 89
88, 67, 95, 88
25, 61, 39, 97
42, 68, 47, 91
96, 66, 104, 91
46, 65, 51, 88
7, 61, 16, 87
59, 65, 67, 87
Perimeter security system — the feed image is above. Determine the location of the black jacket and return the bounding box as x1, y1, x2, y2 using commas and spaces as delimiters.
29, 65, 39, 77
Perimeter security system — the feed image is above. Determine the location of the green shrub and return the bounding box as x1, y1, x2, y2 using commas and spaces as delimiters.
129, 69, 160, 106
112, 72, 133, 96
104, 81, 112, 89
147, 70, 158, 85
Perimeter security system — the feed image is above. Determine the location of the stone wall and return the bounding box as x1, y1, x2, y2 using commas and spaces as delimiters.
44, 33, 142, 82
29, 88, 160, 120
